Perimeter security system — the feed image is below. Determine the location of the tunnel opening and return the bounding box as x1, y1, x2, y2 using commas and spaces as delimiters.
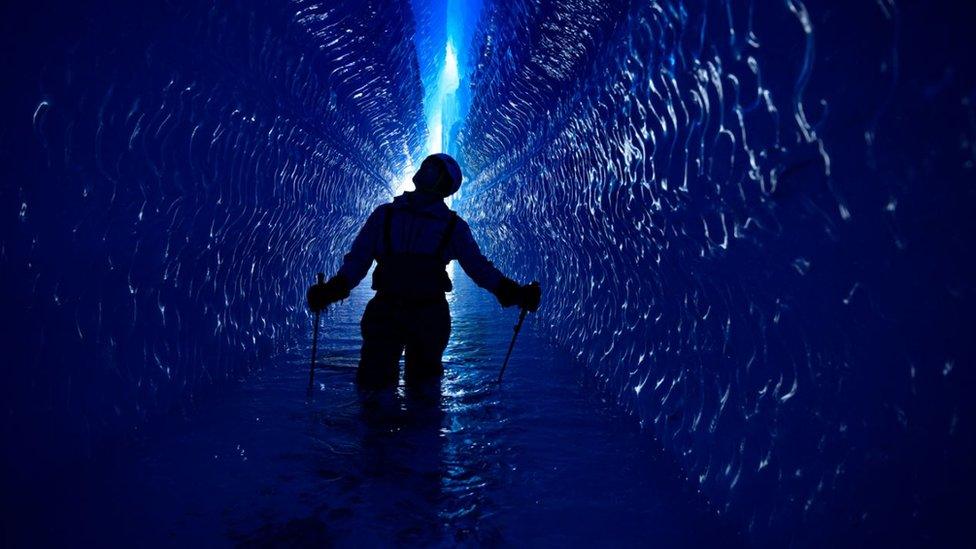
1, 0, 974, 546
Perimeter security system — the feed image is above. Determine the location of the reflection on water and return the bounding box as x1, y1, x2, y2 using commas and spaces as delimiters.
35, 275, 740, 547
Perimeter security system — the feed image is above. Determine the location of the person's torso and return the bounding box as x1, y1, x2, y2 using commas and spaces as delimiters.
370, 195, 459, 299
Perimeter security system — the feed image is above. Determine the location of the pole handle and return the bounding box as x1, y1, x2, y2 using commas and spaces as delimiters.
497, 306, 529, 385
307, 309, 320, 397
307, 272, 325, 397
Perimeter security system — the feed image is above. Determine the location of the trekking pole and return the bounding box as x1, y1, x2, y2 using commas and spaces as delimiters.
496, 281, 539, 385
496, 307, 527, 385
307, 272, 325, 397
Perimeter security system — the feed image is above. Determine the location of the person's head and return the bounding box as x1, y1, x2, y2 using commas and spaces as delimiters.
412, 153, 462, 198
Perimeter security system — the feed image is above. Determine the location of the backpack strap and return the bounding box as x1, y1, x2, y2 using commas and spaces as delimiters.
382, 207, 394, 257
434, 213, 459, 258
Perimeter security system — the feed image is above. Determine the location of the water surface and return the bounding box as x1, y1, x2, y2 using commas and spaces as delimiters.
34, 275, 739, 547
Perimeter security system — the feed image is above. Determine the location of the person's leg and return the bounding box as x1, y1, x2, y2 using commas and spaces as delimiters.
357, 296, 404, 389
403, 299, 451, 386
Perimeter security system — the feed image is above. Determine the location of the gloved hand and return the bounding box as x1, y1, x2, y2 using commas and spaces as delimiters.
520, 281, 541, 312
493, 278, 542, 312
307, 274, 351, 312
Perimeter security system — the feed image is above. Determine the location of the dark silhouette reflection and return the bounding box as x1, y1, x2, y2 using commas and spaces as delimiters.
355, 381, 447, 545
233, 381, 447, 547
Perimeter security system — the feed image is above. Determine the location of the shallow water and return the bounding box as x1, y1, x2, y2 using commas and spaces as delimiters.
25, 275, 740, 547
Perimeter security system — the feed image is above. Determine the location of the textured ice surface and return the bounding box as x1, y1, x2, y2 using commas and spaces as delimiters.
457, 0, 974, 542
2, 0, 425, 449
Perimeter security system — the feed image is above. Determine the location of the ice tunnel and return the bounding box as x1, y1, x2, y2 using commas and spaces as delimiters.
1, 0, 974, 546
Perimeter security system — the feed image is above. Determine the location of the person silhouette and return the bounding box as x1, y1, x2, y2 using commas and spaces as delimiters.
307, 153, 541, 389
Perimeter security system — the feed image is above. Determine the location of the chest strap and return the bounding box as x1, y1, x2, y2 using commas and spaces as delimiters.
383, 207, 394, 256
435, 213, 459, 257
382, 208, 459, 260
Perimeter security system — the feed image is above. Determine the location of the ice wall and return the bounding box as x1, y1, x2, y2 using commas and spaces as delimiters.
0, 0, 425, 461
457, 0, 974, 544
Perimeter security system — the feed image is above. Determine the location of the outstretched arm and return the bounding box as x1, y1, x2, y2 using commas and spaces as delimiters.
453, 220, 504, 292
307, 206, 384, 311
453, 220, 541, 311
336, 206, 385, 288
